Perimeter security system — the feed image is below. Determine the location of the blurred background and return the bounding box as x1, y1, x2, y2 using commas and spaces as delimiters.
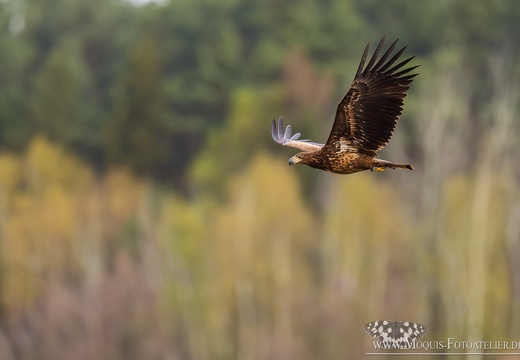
0, 0, 519, 359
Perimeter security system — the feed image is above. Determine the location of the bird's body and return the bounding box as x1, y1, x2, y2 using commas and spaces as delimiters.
272, 35, 418, 174
289, 150, 412, 174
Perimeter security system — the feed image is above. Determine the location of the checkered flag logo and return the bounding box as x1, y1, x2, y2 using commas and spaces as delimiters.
364, 320, 427, 349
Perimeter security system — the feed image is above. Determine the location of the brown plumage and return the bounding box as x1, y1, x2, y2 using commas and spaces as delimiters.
272, 35, 418, 174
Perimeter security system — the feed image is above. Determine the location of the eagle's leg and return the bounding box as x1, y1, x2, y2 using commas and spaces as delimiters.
372, 166, 387, 172
372, 159, 414, 171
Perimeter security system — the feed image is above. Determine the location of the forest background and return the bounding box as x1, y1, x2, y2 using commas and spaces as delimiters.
0, 0, 519, 359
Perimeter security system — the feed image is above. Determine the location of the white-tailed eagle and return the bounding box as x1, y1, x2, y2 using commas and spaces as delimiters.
272, 36, 418, 174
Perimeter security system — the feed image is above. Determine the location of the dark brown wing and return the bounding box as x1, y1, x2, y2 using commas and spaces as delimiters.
323, 35, 418, 156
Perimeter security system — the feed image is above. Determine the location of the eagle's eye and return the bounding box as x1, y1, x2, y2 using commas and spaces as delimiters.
297, 154, 303, 159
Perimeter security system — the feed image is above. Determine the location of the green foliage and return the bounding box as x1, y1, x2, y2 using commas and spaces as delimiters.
104, 34, 174, 177
3, 0, 519, 184
31, 38, 97, 150
0, 10, 32, 149
190, 85, 284, 195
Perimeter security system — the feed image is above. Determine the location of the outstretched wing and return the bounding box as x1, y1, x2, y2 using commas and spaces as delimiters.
271, 117, 324, 152
324, 35, 418, 155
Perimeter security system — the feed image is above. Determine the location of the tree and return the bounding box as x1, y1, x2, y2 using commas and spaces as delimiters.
31, 37, 98, 155
104, 34, 173, 178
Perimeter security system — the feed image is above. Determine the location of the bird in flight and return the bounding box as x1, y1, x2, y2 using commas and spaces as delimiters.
272, 35, 418, 174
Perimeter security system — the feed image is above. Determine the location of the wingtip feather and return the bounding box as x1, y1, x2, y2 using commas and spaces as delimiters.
355, 43, 370, 77
284, 124, 292, 139
277, 116, 284, 138
291, 132, 301, 140
364, 36, 386, 74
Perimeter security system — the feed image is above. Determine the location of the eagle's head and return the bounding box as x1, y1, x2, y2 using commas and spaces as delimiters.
288, 152, 320, 167
288, 153, 303, 166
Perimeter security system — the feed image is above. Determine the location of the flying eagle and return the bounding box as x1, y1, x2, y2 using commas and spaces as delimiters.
272, 36, 418, 174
